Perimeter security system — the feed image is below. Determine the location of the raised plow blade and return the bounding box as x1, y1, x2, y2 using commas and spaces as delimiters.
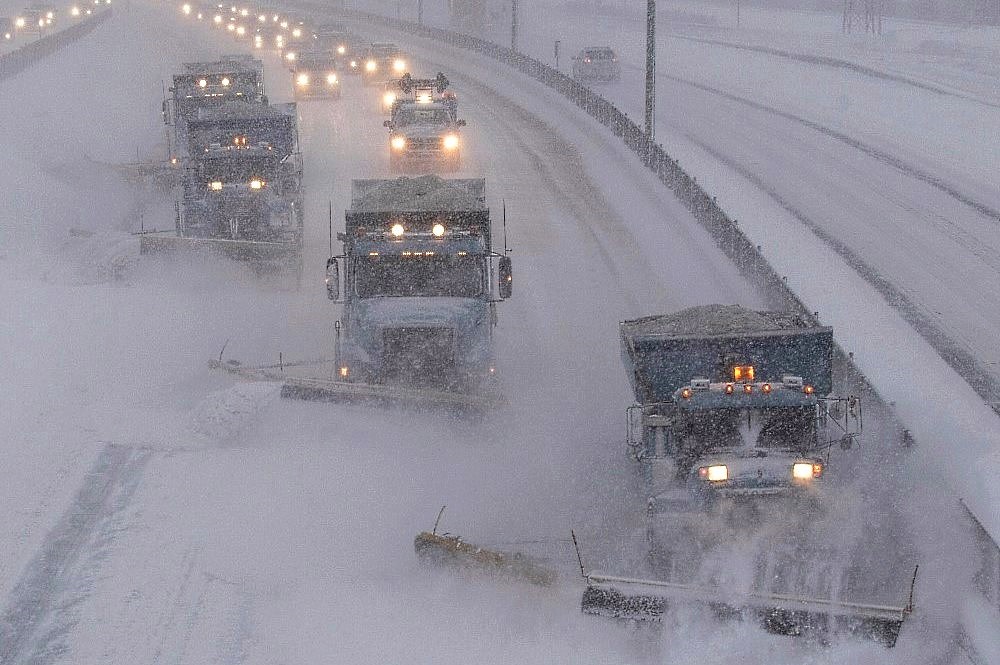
414, 531, 557, 587
581, 573, 913, 647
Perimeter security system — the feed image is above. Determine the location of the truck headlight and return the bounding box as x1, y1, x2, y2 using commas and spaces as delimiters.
792, 462, 822, 479
297, 73, 309, 86
209, 180, 223, 191
390, 223, 405, 236
699, 464, 728, 482
432, 223, 445, 237
393, 58, 406, 72
442, 134, 459, 150
365, 60, 376, 72
327, 73, 338, 85
390, 136, 406, 150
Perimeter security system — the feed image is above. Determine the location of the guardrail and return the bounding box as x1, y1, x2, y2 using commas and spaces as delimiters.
0, 7, 112, 81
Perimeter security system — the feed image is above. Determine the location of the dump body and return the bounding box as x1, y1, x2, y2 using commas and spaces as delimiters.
621, 305, 833, 405
331, 177, 506, 394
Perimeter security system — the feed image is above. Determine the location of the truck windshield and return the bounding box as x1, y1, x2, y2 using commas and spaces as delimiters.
356, 254, 484, 298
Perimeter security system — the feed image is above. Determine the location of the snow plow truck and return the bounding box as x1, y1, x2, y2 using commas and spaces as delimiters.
297, 176, 512, 410
580, 304, 915, 647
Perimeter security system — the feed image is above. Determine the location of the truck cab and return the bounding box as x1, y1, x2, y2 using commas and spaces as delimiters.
385, 101, 466, 172
325, 177, 512, 393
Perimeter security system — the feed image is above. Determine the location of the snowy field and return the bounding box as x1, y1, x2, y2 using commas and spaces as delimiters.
0, 0, 996, 662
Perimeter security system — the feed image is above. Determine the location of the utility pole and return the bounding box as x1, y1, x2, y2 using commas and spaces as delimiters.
554, 39, 561, 69
511, 0, 519, 51
644, 0, 655, 138
417, 0, 423, 25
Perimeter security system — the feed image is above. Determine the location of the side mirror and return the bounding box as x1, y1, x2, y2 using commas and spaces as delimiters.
498, 256, 512, 299
456, 119, 466, 127
325, 257, 340, 301
383, 120, 393, 128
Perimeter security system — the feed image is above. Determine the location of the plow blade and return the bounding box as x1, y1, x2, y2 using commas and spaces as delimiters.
139, 233, 300, 265
581, 573, 909, 647
279, 377, 502, 411
208, 359, 503, 412
414, 532, 557, 587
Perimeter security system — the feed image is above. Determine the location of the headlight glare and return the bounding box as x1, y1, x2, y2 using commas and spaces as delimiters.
703, 465, 728, 482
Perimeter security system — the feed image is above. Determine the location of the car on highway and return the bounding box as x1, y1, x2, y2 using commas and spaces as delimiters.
571, 46, 620, 82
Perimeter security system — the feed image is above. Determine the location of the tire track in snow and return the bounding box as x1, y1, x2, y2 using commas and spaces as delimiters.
0, 443, 151, 664
685, 134, 1000, 406
670, 34, 1000, 111
648, 68, 1000, 236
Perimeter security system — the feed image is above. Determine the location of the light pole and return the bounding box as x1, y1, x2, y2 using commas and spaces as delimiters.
644, 0, 655, 138
511, 0, 519, 51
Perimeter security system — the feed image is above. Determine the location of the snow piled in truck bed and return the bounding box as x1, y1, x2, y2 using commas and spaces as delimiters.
351, 175, 487, 211
621, 304, 815, 338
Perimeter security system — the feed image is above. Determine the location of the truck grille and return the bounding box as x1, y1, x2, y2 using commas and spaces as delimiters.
382, 327, 456, 386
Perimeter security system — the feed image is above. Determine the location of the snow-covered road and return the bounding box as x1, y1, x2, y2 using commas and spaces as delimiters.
0, 1, 990, 661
